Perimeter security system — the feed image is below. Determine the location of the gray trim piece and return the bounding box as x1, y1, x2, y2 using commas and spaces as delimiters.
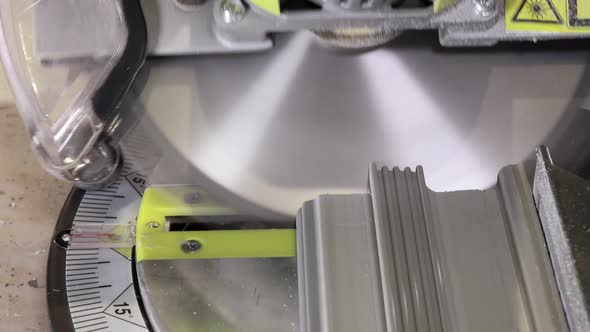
298, 157, 569, 332
369, 166, 444, 332
533, 146, 590, 332
497, 163, 569, 332
297, 194, 386, 332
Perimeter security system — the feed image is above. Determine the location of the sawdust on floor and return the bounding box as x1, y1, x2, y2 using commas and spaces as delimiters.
0, 106, 70, 331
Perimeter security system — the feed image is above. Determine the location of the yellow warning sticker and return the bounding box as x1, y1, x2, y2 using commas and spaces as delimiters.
507, 0, 590, 32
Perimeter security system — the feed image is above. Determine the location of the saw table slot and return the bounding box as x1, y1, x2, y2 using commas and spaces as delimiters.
165, 215, 294, 231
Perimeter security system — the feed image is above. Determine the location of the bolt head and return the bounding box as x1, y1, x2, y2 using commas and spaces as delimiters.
181, 240, 202, 253
61, 233, 71, 243
221, 0, 246, 24
473, 0, 495, 16
184, 193, 200, 205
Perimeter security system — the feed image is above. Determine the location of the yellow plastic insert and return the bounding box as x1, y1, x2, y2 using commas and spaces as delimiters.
135, 186, 296, 262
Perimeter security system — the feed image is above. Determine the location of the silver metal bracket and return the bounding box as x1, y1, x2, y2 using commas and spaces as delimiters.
141, 0, 590, 55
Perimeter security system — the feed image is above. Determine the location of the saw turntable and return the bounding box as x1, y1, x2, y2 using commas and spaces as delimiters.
1, 1, 590, 331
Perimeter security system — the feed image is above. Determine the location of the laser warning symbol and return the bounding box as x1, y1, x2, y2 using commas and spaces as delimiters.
512, 0, 563, 23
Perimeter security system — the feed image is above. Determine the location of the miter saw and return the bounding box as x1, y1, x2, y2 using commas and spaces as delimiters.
0, 1, 590, 331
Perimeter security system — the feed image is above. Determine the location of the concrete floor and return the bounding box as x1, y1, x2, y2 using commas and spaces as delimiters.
0, 98, 69, 329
